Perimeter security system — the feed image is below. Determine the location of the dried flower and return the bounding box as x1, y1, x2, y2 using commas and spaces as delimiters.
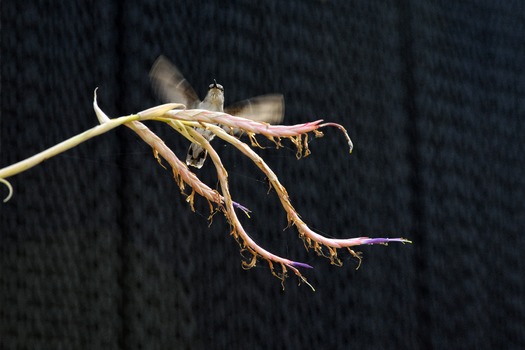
0, 89, 411, 290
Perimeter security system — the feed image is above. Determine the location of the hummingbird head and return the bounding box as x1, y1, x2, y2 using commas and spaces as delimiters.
209, 79, 223, 91
202, 79, 224, 108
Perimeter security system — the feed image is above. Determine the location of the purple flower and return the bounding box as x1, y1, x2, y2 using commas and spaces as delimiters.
290, 261, 314, 269
363, 237, 412, 245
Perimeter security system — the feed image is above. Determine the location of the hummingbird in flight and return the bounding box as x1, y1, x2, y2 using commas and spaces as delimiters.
150, 56, 284, 168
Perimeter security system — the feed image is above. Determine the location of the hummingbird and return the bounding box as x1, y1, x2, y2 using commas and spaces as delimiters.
150, 56, 285, 168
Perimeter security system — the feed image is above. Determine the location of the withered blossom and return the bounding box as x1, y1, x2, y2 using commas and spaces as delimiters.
0, 89, 411, 290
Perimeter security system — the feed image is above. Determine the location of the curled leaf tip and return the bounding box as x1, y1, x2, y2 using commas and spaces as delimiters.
1, 178, 14, 202
93, 87, 110, 124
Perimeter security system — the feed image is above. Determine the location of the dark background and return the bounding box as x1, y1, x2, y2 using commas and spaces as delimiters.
1, 1, 524, 349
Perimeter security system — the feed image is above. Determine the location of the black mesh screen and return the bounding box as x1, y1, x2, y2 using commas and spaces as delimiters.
1, 1, 524, 349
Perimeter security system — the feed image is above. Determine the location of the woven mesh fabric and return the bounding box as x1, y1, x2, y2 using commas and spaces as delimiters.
1, 1, 524, 349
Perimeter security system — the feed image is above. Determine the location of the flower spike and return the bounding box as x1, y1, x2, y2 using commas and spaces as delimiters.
0, 89, 411, 290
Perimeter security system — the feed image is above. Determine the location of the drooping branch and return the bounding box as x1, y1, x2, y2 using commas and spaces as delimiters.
185, 127, 315, 289
0, 89, 411, 289
181, 122, 410, 269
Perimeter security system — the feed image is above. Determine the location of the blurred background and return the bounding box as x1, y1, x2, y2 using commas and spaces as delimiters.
1, 1, 524, 349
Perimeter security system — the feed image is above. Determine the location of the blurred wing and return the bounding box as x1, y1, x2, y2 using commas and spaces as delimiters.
149, 56, 200, 108
224, 94, 284, 134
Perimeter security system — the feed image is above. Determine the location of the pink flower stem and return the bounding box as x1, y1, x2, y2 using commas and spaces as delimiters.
185, 126, 314, 288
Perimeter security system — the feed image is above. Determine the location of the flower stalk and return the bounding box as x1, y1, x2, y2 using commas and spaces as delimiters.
0, 89, 411, 289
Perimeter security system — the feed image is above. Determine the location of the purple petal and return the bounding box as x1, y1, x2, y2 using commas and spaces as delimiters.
290, 261, 314, 269
233, 201, 251, 213
364, 237, 411, 245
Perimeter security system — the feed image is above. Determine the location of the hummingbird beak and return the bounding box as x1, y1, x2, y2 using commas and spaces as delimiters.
208, 79, 224, 92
